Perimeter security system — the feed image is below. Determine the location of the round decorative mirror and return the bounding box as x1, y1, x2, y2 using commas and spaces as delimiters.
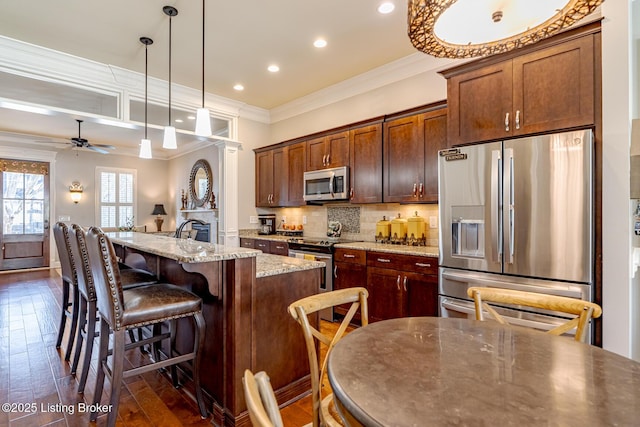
189, 159, 212, 208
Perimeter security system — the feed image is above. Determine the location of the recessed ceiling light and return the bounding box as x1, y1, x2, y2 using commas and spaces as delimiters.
378, 2, 395, 14
233, 84, 245, 91
268, 64, 280, 73
187, 115, 196, 120
175, 119, 183, 123
314, 38, 327, 48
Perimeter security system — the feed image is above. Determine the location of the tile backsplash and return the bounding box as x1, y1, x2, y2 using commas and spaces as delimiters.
254, 203, 439, 247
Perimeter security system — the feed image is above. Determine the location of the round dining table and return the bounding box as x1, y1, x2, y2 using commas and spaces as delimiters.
327, 317, 640, 427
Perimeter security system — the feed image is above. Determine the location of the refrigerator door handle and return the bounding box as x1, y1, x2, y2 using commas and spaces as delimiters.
491, 149, 502, 262
504, 148, 515, 264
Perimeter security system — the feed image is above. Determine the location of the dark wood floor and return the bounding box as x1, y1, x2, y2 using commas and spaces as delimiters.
0, 269, 332, 427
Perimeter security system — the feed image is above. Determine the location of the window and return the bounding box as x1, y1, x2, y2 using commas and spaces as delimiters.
96, 167, 136, 229
2, 171, 46, 235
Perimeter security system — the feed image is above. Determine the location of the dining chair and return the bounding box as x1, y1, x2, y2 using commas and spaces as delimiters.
243, 369, 285, 427
288, 287, 369, 427
67, 224, 158, 393
53, 222, 80, 361
467, 286, 603, 343
84, 226, 207, 426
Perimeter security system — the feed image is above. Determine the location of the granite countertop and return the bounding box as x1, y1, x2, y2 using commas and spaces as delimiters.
256, 253, 325, 278
107, 231, 261, 263
239, 230, 294, 242
334, 241, 439, 257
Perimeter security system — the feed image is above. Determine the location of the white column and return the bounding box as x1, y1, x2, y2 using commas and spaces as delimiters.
601, 0, 634, 357
216, 140, 241, 247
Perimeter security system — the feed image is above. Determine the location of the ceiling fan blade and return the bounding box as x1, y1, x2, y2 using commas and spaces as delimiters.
91, 143, 116, 150
86, 145, 110, 154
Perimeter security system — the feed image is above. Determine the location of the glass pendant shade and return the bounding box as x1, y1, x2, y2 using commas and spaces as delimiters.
408, 0, 604, 59
139, 139, 152, 159
163, 126, 177, 149
195, 107, 212, 136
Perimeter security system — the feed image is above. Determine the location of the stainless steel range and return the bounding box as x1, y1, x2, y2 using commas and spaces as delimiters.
288, 238, 358, 321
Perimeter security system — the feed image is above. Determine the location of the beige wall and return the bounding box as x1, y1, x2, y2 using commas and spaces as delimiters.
237, 117, 270, 229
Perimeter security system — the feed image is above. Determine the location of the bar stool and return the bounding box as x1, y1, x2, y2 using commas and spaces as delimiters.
67, 224, 158, 393
53, 222, 80, 361
84, 226, 207, 426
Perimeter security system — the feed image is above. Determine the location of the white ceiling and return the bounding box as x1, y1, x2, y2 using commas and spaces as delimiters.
0, 0, 435, 157
0, 0, 424, 109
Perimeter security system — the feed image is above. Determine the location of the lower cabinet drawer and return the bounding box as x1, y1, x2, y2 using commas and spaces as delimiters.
367, 251, 437, 275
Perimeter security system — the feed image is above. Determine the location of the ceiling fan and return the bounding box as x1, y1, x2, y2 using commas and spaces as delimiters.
68, 119, 115, 154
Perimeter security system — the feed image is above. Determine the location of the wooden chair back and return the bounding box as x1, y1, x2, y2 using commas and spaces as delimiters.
467, 286, 602, 343
242, 370, 284, 427
288, 287, 369, 427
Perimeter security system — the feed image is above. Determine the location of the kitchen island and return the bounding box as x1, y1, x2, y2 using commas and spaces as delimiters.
106, 232, 324, 427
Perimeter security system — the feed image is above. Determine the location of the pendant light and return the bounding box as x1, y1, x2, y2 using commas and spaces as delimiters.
194, 0, 212, 137
162, 5, 178, 149
139, 36, 153, 159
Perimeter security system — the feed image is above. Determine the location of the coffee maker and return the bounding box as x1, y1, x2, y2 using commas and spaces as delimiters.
258, 214, 276, 235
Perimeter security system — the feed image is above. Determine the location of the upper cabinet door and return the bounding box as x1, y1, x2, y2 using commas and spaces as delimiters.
383, 115, 424, 203
285, 142, 306, 207
512, 35, 595, 136
306, 131, 349, 170
420, 109, 447, 203
349, 123, 382, 204
255, 150, 274, 207
447, 61, 513, 146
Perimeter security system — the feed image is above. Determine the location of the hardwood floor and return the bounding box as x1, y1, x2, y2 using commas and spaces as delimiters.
0, 269, 346, 427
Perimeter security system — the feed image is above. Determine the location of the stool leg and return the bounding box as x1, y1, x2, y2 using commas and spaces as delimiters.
78, 299, 97, 394
169, 319, 179, 388
64, 284, 80, 361
106, 329, 126, 427
193, 312, 207, 418
152, 323, 162, 364
70, 295, 87, 375
91, 318, 110, 421
55, 278, 70, 348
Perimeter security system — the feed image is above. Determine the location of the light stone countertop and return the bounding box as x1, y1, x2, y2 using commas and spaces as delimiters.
107, 231, 261, 263
256, 253, 325, 278
334, 241, 439, 258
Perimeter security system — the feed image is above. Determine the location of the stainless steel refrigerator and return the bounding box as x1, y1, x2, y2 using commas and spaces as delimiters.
438, 129, 594, 337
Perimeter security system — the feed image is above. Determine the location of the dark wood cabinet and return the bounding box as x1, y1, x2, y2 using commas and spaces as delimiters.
285, 142, 306, 206
445, 31, 595, 146
383, 106, 447, 203
366, 251, 438, 322
307, 131, 349, 170
255, 147, 286, 207
349, 123, 383, 204
243, 238, 289, 256
333, 248, 367, 319
240, 238, 255, 249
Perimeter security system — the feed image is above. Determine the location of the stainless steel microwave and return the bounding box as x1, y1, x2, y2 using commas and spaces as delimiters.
303, 166, 349, 202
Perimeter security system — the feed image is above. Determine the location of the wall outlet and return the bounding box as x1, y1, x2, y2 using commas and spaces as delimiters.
429, 216, 438, 229
58, 215, 71, 222
302, 216, 307, 225
249, 215, 258, 224
282, 216, 287, 223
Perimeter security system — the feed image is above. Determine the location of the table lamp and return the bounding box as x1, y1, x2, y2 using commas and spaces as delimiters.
151, 204, 167, 231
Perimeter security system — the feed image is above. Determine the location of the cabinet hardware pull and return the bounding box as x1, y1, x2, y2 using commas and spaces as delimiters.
418, 182, 424, 197
334, 265, 338, 278
515, 110, 520, 130
344, 254, 356, 258
403, 276, 408, 292
350, 188, 354, 200
415, 262, 431, 268
377, 258, 391, 263
327, 154, 330, 165
396, 275, 401, 291
505, 112, 510, 132
412, 183, 418, 197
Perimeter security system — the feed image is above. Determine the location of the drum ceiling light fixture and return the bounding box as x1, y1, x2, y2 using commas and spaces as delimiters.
407, 0, 604, 59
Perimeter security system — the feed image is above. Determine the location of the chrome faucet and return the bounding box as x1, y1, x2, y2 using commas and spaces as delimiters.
175, 218, 207, 239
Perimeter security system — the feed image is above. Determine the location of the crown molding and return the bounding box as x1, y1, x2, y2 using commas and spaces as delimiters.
269, 53, 458, 124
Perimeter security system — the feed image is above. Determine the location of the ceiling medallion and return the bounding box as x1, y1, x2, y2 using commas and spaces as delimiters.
408, 0, 604, 59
